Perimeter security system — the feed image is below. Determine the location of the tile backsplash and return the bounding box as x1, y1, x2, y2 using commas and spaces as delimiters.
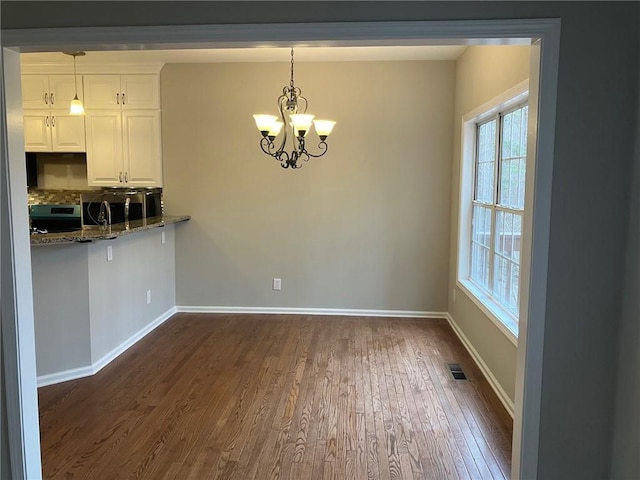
28, 188, 97, 205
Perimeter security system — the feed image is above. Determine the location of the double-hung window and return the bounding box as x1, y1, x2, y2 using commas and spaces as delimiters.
459, 89, 528, 339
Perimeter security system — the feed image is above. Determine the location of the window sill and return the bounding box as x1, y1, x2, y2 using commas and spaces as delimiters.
456, 279, 518, 346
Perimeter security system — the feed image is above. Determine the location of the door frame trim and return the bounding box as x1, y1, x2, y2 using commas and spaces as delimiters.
1, 18, 560, 479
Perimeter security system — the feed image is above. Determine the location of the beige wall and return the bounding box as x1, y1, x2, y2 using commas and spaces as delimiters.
448, 46, 531, 405
162, 60, 455, 311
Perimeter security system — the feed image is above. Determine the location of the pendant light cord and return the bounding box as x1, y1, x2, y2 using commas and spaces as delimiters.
73, 55, 78, 97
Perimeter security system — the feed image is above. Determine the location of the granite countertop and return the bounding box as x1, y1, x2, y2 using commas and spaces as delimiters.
30, 215, 190, 245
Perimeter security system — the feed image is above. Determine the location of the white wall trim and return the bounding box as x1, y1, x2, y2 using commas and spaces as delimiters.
446, 313, 515, 418
36, 307, 176, 387
36, 366, 95, 388
177, 305, 447, 319
91, 306, 177, 374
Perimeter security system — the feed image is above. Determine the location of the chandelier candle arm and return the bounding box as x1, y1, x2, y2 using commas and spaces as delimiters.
252, 47, 335, 169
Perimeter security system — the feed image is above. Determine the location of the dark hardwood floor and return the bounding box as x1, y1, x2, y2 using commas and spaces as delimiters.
38, 314, 512, 479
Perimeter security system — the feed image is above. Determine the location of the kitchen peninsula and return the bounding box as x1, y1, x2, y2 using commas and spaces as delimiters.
31, 215, 189, 386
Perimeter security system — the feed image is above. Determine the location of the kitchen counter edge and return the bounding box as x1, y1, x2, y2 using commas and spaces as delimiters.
30, 215, 191, 245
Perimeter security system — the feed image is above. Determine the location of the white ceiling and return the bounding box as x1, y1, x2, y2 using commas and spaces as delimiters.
20, 45, 468, 65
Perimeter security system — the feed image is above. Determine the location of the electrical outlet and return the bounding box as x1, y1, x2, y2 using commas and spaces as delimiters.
146, 290, 152, 304
161, 231, 166, 244
272, 278, 282, 291
107, 245, 113, 262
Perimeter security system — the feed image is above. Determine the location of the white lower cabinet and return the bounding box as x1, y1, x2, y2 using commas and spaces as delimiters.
86, 110, 162, 187
23, 110, 86, 152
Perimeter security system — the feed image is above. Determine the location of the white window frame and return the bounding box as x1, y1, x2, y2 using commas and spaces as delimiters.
457, 80, 529, 344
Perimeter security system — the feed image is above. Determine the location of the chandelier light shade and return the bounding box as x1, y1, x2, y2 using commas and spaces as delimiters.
64, 51, 86, 116
252, 48, 336, 169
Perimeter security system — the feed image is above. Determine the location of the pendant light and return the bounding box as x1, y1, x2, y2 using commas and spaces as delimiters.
64, 51, 86, 115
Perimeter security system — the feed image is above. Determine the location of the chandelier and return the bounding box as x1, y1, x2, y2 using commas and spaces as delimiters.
253, 48, 336, 169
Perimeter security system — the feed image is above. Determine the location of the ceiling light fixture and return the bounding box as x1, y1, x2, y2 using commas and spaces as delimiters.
253, 48, 335, 169
64, 51, 86, 115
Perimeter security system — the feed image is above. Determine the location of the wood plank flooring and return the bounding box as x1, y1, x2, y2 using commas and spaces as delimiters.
38, 314, 512, 479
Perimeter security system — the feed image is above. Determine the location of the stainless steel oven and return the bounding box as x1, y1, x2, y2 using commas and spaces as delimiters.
29, 204, 82, 234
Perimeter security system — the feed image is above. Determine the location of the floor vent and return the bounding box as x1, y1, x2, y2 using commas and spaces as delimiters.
447, 363, 467, 380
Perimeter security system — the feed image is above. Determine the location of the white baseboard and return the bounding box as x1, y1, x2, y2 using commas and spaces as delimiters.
176, 305, 447, 319
36, 366, 95, 388
37, 306, 177, 388
92, 306, 177, 374
445, 313, 514, 418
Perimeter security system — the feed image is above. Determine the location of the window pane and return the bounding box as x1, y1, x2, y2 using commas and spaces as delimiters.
475, 120, 496, 203
502, 106, 528, 159
471, 205, 492, 289
493, 257, 519, 314
495, 211, 522, 264
499, 105, 528, 209
494, 210, 522, 314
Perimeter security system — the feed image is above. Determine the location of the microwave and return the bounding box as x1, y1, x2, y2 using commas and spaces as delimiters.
80, 188, 162, 229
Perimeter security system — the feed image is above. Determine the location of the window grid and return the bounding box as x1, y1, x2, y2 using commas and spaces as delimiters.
469, 102, 528, 319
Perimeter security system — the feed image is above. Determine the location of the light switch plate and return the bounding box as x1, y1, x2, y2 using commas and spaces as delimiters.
107, 245, 113, 262
161, 231, 166, 244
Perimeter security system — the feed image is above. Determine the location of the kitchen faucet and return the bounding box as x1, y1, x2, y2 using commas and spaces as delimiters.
97, 200, 111, 226
124, 197, 130, 223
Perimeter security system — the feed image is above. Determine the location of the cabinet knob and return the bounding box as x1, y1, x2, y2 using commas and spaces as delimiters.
44, 93, 48, 105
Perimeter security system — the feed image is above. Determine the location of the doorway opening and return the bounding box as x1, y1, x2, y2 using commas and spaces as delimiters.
1, 19, 560, 479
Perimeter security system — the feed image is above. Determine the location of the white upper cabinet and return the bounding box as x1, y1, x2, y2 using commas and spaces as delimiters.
122, 110, 162, 186
84, 73, 162, 187
23, 111, 87, 152
22, 74, 86, 152
22, 74, 82, 110
85, 110, 162, 187
85, 112, 123, 185
84, 75, 159, 110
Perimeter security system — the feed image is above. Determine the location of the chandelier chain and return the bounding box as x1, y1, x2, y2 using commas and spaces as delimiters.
289, 48, 295, 90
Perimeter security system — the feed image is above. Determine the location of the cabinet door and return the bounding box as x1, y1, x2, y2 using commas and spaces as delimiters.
22, 75, 50, 109
85, 111, 123, 186
121, 75, 160, 109
48, 75, 82, 107
84, 75, 121, 109
50, 111, 86, 152
122, 110, 162, 186
23, 111, 52, 151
